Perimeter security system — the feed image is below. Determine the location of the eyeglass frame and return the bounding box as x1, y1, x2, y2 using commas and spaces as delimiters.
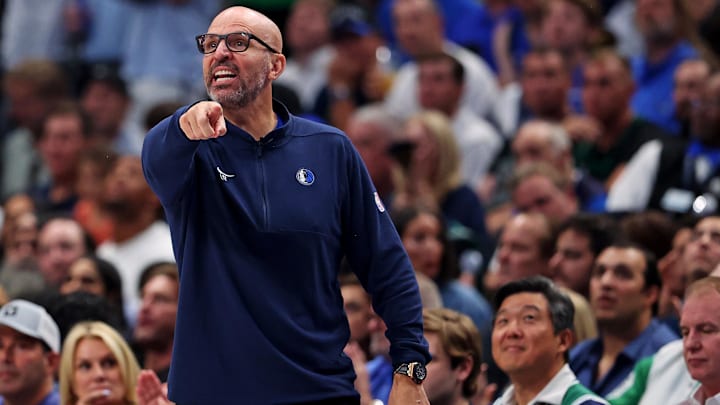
195, 32, 281, 55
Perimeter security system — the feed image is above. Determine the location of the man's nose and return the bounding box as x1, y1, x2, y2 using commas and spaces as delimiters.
0, 344, 14, 363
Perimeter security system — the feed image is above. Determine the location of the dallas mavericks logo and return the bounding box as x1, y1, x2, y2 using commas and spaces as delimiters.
296, 168, 315, 186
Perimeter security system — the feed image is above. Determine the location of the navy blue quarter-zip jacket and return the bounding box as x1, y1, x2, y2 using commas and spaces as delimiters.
141, 101, 430, 404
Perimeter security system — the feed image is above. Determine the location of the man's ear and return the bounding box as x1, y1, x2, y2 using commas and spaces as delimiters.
46, 351, 61, 374
455, 355, 474, 383
556, 329, 573, 356
268, 54, 286, 80
644, 284, 660, 310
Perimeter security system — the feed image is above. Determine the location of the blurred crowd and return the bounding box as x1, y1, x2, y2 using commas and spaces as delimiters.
1, 0, 720, 404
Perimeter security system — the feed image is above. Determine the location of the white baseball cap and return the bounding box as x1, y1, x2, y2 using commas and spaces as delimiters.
0, 300, 60, 353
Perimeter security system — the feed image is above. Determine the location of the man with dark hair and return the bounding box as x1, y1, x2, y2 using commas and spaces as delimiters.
81, 66, 144, 156
550, 214, 619, 298
97, 156, 175, 325
133, 262, 178, 383
492, 276, 608, 405
572, 49, 669, 186
34, 101, 93, 219
570, 241, 678, 396
417, 52, 502, 188
487, 212, 597, 345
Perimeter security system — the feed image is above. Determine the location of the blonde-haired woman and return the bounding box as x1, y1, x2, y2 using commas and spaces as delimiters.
60, 321, 140, 405
393, 110, 492, 265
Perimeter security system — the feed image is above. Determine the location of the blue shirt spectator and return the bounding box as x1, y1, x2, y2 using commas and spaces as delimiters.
367, 356, 393, 404
569, 319, 678, 396
453, 4, 529, 74
374, 0, 482, 65
631, 41, 698, 135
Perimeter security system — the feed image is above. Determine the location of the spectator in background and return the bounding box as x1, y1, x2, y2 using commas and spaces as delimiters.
355, 286, 443, 405
570, 241, 678, 396
339, 271, 374, 361
679, 216, 720, 288
596, 263, 720, 405
571, 49, 670, 188
392, 205, 494, 342
392, 111, 492, 258
656, 221, 694, 329
143, 102, 186, 134
1, 1, 65, 69
0, 194, 37, 270
384, 0, 498, 123
373, 0, 483, 62
345, 104, 403, 205
604, 0, 644, 58
678, 276, 720, 404
510, 162, 579, 226
452, 0, 529, 82
494, 47, 572, 139
492, 277, 609, 405
59, 321, 139, 405
620, 211, 678, 264
312, 4, 392, 130
72, 147, 117, 246
540, 0, 604, 113
631, 0, 709, 134
132, 262, 179, 383
673, 59, 712, 139
607, 72, 720, 213
80, 66, 143, 156
423, 308, 491, 405
274, 0, 335, 113
551, 214, 619, 299
33, 102, 91, 220
120, 0, 220, 139
0, 299, 61, 405
35, 217, 91, 293
486, 212, 597, 346
96, 156, 174, 326
512, 120, 606, 211
1, 60, 69, 201
59, 254, 126, 334
64, 0, 128, 71
417, 52, 503, 190
48, 291, 125, 343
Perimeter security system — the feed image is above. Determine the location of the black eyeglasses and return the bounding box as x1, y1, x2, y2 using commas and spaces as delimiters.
195, 32, 280, 55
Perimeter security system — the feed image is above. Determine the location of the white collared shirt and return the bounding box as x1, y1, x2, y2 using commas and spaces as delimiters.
494, 364, 608, 405
678, 385, 720, 405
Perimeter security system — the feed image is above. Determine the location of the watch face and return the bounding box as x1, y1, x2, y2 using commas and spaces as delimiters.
413, 363, 427, 382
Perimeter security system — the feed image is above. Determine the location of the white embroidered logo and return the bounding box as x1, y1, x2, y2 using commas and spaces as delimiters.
374, 192, 386, 213
216, 166, 236, 182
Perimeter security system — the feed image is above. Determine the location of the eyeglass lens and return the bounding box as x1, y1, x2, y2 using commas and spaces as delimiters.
199, 33, 249, 54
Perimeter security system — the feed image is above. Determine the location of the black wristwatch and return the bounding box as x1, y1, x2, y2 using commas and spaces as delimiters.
394, 362, 427, 384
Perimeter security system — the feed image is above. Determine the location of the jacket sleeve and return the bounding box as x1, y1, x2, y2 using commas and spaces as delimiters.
141, 105, 200, 208
340, 137, 431, 367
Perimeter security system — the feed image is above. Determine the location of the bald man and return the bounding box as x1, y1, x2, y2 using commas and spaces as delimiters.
141, 6, 430, 405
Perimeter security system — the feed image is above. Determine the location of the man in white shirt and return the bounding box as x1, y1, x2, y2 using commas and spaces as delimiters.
96, 156, 175, 325
417, 52, 502, 188
384, 0, 498, 122
274, 0, 335, 112
678, 276, 720, 405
